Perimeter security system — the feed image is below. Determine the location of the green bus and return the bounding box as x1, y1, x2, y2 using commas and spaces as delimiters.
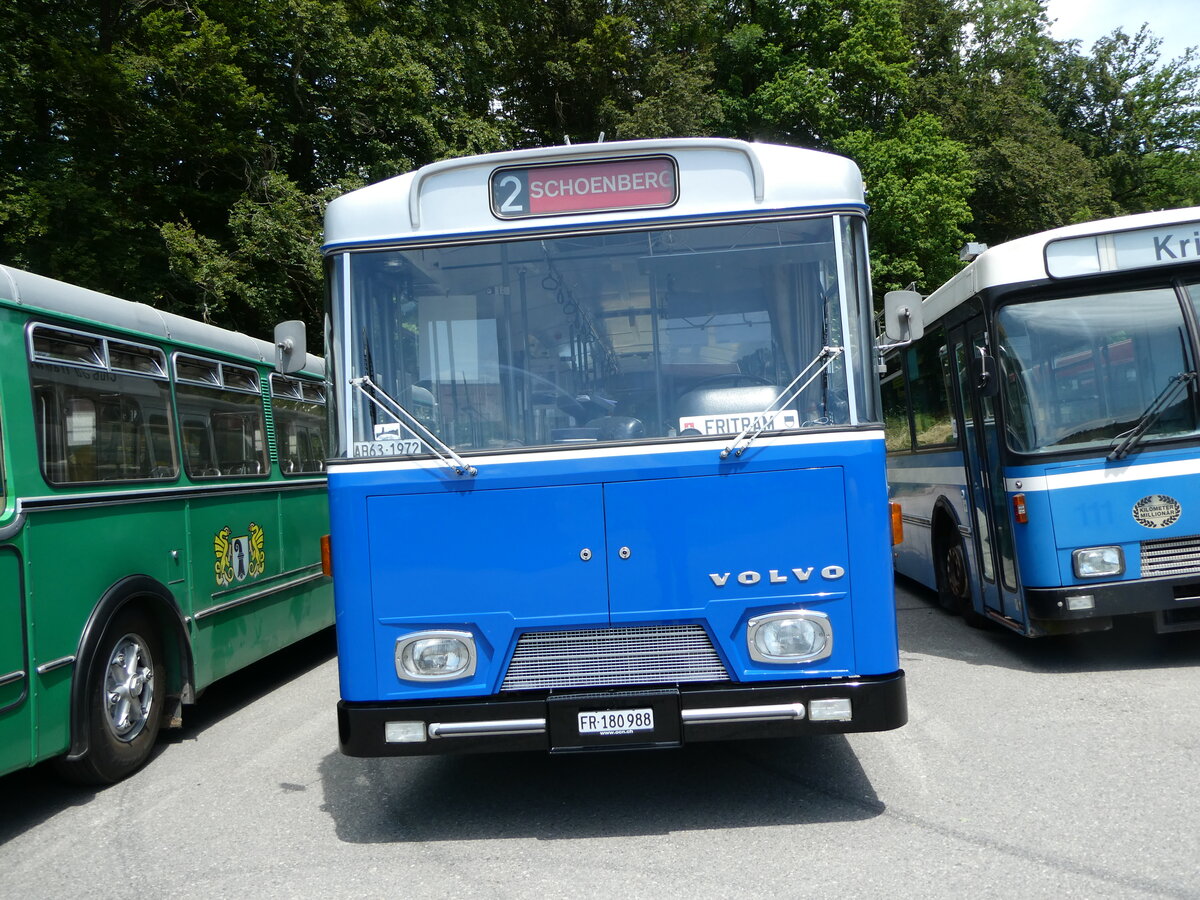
0, 265, 332, 783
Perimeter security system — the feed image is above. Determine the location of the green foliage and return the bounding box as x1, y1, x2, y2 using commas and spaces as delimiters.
714, 0, 912, 146
836, 114, 976, 292
495, 0, 724, 144
161, 173, 350, 334
1045, 27, 1200, 211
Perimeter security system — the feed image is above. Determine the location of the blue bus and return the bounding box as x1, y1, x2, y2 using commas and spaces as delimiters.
319, 139, 906, 756
885, 207, 1200, 635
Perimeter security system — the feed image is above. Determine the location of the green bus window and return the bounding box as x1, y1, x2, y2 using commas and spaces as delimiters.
31, 327, 105, 368
174, 354, 270, 480
880, 352, 912, 452
909, 329, 955, 448
175, 386, 268, 478
181, 417, 220, 477
30, 330, 178, 485
270, 374, 328, 475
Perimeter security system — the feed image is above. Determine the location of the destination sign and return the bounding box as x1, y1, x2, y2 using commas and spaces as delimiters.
490, 156, 677, 219
1045, 219, 1200, 277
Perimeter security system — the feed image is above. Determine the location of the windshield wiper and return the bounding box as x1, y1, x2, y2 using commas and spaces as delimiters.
720, 346, 844, 460
349, 375, 478, 477
1107, 371, 1198, 461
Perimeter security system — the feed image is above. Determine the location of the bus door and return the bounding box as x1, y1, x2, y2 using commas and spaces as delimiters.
0, 545, 31, 772
951, 320, 1023, 624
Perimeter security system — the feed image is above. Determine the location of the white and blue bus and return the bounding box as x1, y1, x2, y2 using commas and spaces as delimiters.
318, 138, 907, 756
885, 207, 1200, 636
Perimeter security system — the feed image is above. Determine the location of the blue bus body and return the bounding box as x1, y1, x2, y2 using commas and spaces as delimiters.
887, 207, 1200, 635
324, 139, 906, 755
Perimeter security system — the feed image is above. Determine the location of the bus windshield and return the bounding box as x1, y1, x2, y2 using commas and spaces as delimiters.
333, 216, 872, 456
996, 286, 1200, 454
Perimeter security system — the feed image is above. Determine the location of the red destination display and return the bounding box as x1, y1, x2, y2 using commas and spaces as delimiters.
490, 156, 677, 219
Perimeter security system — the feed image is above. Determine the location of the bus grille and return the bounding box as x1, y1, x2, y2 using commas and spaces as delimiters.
500, 625, 730, 691
1141, 534, 1200, 578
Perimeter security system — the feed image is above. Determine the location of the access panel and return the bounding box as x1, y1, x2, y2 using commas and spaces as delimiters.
603, 467, 850, 621
365, 483, 611, 627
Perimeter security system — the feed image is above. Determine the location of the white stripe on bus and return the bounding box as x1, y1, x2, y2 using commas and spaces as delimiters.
333, 429, 885, 475
1004, 457, 1200, 493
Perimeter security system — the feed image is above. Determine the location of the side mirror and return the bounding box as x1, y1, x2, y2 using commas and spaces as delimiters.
972, 346, 999, 398
883, 291, 924, 342
274, 320, 307, 374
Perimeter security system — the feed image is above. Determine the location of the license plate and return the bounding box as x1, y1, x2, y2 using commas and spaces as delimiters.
351, 439, 422, 458
577, 708, 655, 735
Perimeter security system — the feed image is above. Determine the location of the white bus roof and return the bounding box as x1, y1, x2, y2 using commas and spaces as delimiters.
922, 205, 1200, 323
324, 138, 866, 250
0, 264, 324, 377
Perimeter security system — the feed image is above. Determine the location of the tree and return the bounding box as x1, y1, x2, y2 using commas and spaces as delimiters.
0, 2, 266, 312
836, 113, 976, 294
0, 0, 512, 338
1045, 27, 1200, 211
714, 0, 912, 148
494, 0, 724, 145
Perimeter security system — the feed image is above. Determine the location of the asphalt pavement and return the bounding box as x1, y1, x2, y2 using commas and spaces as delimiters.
2, 579, 1199, 898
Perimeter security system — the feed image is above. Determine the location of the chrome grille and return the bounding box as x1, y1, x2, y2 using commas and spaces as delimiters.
1141, 534, 1200, 578
501, 625, 730, 691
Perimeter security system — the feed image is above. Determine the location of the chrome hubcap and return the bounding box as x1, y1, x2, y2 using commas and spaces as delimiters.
104, 634, 154, 742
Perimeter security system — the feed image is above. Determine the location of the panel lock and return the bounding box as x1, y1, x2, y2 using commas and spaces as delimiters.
618, 546, 632, 559
579, 548, 593, 561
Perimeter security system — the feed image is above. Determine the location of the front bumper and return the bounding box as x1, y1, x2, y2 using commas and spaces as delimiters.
338, 672, 907, 757
1026, 576, 1200, 623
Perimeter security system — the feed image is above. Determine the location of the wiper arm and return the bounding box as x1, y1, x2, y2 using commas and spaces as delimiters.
1107, 371, 1198, 461
720, 346, 844, 460
349, 376, 478, 477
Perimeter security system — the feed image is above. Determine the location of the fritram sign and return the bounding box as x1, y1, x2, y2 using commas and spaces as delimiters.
490, 156, 678, 219
1045, 219, 1200, 278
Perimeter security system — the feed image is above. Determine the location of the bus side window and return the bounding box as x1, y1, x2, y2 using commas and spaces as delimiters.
212, 412, 266, 476
181, 417, 220, 477
880, 352, 912, 452
35, 387, 69, 483
909, 329, 955, 448
32, 370, 176, 485
270, 374, 328, 475
175, 379, 269, 480
64, 396, 98, 481
94, 397, 133, 479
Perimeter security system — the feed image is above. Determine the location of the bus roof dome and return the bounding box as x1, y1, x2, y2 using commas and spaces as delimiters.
324, 139, 866, 250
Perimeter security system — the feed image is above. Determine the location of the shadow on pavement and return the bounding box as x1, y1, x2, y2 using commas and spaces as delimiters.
0, 627, 336, 844
318, 734, 884, 844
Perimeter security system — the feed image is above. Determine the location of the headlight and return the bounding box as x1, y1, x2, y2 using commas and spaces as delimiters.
395, 631, 477, 681
1072, 546, 1124, 578
747, 610, 833, 664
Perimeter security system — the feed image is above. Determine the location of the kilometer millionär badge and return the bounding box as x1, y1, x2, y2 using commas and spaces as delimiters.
1132, 494, 1181, 529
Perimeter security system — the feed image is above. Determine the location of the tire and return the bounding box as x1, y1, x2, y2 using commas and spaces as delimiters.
935, 532, 990, 630
56, 608, 165, 784
934, 531, 968, 614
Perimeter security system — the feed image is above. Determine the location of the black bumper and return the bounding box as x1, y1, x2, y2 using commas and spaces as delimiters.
338, 672, 907, 757
1026, 576, 1200, 623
